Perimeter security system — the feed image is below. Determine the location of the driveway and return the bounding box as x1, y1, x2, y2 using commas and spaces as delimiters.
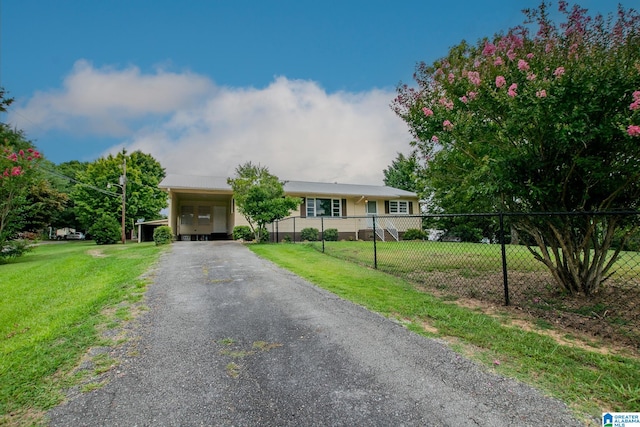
48, 241, 582, 426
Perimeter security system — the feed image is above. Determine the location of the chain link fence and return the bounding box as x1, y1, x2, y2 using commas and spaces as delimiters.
270, 212, 640, 345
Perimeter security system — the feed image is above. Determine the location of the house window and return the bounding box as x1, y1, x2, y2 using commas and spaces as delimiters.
389, 200, 409, 214
306, 198, 342, 217
180, 206, 194, 225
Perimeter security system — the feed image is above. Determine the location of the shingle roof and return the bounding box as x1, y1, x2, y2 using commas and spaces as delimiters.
159, 174, 417, 198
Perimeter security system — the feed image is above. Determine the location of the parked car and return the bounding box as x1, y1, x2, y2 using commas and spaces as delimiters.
66, 232, 85, 240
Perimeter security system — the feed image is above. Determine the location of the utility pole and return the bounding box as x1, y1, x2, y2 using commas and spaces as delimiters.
120, 157, 127, 244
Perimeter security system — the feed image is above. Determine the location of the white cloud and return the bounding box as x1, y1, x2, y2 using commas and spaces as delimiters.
127, 77, 412, 184
8, 60, 215, 136
11, 62, 412, 185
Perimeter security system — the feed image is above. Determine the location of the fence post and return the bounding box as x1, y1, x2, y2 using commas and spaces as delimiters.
373, 215, 378, 269
499, 212, 510, 306
321, 217, 325, 253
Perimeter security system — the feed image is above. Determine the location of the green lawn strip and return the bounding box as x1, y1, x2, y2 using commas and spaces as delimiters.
249, 243, 640, 417
0, 242, 164, 420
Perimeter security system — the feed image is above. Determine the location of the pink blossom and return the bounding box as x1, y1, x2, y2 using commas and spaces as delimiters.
536, 90, 547, 98
18, 150, 24, 157
467, 91, 477, 100
443, 120, 454, 130
459, 96, 468, 104
7, 153, 18, 161
467, 71, 481, 86
554, 66, 565, 77
527, 73, 537, 81
518, 59, 530, 71
507, 50, 516, 61
439, 98, 454, 111
482, 42, 496, 56
526, 53, 534, 59
508, 83, 518, 97
431, 135, 439, 143
495, 76, 506, 88
633, 91, 640, 101
11, 166, 22, 176
3, 169, 8, 177
473, 60, 481, 68
422, 107, 434, 117
628, 125, 640, 137
34, 151, 41, 158
448, 73, 455, 83
494, 56, 504, 66
630, 101, 640, 111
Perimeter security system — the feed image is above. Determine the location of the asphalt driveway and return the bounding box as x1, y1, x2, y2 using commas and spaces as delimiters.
48, 241, 582, 426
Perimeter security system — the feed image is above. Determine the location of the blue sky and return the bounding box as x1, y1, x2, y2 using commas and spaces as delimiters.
1, 0, 633, 184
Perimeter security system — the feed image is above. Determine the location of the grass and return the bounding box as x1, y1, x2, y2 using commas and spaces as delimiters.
249, 243, 640, 422
0, 241, 165, 425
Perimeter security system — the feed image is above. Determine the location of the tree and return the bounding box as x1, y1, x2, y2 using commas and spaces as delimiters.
383, 152, 421, 193
227, 162, 301, 242
72, 150, 167, 237
48, 160, 90, 231
22, 179, 68, 233
392, 2, 640, 295
0, 127, 43, 259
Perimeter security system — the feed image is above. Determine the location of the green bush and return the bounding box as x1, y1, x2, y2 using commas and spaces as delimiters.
403, 228, 427, 240
452, 224, 484, 243
89, 215, 122, 245
153, 226, 173, 246
323, 228, 339, 241
0, 239, 34, 263
233, 225, 253, 241
300, 227, 319, 241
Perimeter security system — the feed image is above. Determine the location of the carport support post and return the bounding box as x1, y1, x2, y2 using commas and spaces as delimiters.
499, 212, 510, 306
293, 217, 296, 243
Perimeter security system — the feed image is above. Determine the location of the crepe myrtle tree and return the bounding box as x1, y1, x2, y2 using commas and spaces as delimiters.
0, 129, 42, 260
392, 1, 640, 295
227, 162, 301, 242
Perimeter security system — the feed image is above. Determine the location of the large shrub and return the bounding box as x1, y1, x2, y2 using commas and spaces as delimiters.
89, 215, 121, 245
323, 228, 339, 241
403, 228, 427, 241
300, 227, 319, 241
153, 226, 173, 246
233, 225, 253, 241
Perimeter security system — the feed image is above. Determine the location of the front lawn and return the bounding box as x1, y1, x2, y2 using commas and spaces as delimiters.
0, 242, 165, 425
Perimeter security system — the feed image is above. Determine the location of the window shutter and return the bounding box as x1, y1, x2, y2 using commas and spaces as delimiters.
409, 202, 414, 214
384, 200, 390, 214
342, 199, 347, 216
300, 198, 306, 218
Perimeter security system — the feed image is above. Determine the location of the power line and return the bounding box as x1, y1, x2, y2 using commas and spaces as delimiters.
41, 167, 120, 198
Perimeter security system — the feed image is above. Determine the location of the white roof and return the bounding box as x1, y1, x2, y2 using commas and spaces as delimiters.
159, 174, 417, 198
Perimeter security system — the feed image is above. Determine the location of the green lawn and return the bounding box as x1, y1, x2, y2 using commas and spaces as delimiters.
0, 242, 165, 424
250, 243, 640, 422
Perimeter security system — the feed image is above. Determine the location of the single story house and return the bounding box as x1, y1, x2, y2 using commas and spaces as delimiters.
158, 174, 420, 242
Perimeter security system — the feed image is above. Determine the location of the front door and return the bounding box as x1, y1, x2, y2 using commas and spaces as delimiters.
213, 205, 227, 233
365, 200, 377, 227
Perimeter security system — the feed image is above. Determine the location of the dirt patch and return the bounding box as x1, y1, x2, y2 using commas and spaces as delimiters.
406, 269, 640, 355
87, 249, 107, 258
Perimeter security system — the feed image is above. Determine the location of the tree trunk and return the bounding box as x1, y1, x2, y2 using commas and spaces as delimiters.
518, 214, 631, 296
